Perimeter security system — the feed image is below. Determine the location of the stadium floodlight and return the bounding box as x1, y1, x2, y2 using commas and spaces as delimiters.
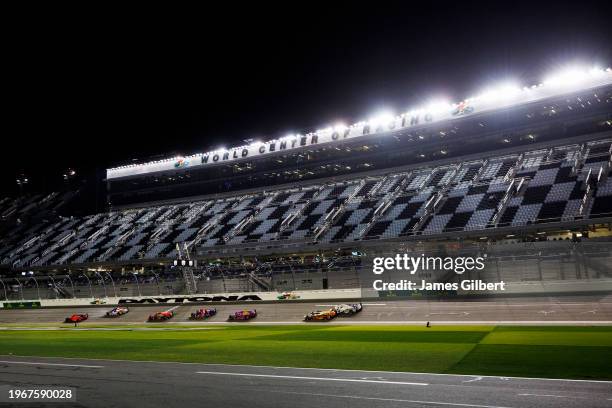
543, 65, 604, 88
368, 111, 395, 127
334, 123, 348, 132
106, 61, 612, 175
424, 100, 451, 115
476, 82, 521, 103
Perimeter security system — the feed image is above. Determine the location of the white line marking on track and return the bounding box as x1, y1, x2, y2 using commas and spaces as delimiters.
518, 393, 586, 399
193, 362, 612, 384
0, 360, 103, 369
167, 320, 612, 325
269, 390, 516, 408
2, 355, 610, 384
195, 371, 428, 386
0, 327, 221, 331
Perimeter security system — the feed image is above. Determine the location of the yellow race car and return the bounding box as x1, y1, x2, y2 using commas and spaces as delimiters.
304, 308, 337, 321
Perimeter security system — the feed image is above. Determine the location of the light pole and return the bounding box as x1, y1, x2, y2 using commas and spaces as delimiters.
80, 274, 94, 298
153, 272, 161, 295
0, 278, 7, 300
47, 275, 59, 299
14, 278, 24, 300
105, 272, 117, 298
132, 273, 141, 297
65, 274, 76, 298
95, 272, 107, 298
28, 276, 40, 300
287, 262, 296, 291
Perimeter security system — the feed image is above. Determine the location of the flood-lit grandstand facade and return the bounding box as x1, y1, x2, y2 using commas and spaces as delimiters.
1, 67, 611, 284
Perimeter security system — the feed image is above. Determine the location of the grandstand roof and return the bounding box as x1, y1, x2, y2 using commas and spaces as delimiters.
107, 66, 612, 180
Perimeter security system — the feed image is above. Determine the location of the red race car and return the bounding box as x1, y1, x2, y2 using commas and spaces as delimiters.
148, 311, 174, 322
189, 308, 217, 320
227, 310, 257, 321
64, 313, 88, 323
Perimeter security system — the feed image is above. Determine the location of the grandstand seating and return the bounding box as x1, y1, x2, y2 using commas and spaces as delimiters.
1, 138, 611, 268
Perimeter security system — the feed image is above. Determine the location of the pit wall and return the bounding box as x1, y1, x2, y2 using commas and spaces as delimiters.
0, 289, 363, 308
3, 279, 612, 309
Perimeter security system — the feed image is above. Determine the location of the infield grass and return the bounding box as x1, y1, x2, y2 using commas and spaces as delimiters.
0, 325, 610, 380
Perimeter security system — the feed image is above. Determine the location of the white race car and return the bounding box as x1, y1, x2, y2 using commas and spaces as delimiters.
333, 303, 363, 316
105, 306, 129, 318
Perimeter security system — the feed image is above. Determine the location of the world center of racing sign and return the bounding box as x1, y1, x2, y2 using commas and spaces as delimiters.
106, 69, 612, 180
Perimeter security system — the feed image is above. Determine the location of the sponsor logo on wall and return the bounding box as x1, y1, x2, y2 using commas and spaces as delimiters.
174, 158, 189, 168
118, 295, 263, 304
452, 101, 474, 116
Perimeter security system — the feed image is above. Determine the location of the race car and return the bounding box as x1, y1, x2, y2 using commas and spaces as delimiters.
105, 306, 129, 318
304, 309, 337, 321
64, 313, 88, 323
189, 308, 217, 320
228, 310, 257, 321
333, 303, 363, 316
90, 298, 107, 305
148, 311, 174, 322
277, 292, 300, 300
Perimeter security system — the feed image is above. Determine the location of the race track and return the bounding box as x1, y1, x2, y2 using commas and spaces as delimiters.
0, 355, 610, 407
2, 295, 612, 325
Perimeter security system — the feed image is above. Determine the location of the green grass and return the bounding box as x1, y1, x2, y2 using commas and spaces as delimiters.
0, 325, 611, 380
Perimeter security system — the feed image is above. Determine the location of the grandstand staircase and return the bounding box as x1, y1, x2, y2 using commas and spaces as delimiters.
313, 181, 364, 241
40, 231, 75, 259
276, 188, 321, 238
183, 201, 212, 227
492, 178, 521, 226
366, 176, 387, 198
12, 235, 41, 258
176, 243, 198, 295
359, 173, 410, 238
411, 170, 458, 233
247, 271, 272, 291
181, 267, 198, 294
142, 206, 184, 253
472, 159, 489, 182
504, 155, 521, 181
142, 225, 170, 253
223, 193, 275, 243
185, 198, 244, 249
579, 163, 609, 217
571, 144, 587, 176
98, 227, 135, 261
50, 281, 73, 298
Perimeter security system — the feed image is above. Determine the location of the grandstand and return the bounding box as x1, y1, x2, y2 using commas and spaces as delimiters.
1, 66, 611, 300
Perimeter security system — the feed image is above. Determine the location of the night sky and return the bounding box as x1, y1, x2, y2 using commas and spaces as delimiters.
3, 2, 611, 194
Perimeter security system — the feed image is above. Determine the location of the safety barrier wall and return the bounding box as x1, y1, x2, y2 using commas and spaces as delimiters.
0, 288, 363, 308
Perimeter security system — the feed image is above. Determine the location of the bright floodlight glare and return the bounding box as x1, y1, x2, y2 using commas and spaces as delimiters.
424, 100, 451, 115
334, 123, 348, 131
589, 66, 607, 77
542, 65, 603, 88
477, 81, 521, 102
368, 111, 394, 126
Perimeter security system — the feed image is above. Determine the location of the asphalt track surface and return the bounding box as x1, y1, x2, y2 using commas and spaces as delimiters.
1, 295, 612, 325
0, 355, 610, 408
